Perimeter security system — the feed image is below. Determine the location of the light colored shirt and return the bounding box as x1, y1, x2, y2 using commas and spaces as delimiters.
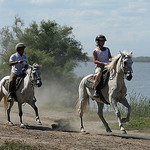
9, 52, 28, 75
95, 47, 109, 63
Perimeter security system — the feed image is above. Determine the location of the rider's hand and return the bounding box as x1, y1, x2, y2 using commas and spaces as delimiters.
18, 60, 24, 64
22, 68, 26, 72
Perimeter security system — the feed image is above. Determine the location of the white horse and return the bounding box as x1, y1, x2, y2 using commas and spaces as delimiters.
77, 51, 133, 134
0, 64, 42, 128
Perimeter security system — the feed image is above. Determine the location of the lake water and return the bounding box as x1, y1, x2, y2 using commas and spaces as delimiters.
74, 62, 150, 99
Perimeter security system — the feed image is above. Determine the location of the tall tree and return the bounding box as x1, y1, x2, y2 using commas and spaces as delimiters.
0, 17, 88, 79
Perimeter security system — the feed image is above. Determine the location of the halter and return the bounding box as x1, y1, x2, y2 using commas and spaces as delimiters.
120, 55, 133, 74
108, 52, 133, 80
27, 65, 42, 87
120, 54, 133, 81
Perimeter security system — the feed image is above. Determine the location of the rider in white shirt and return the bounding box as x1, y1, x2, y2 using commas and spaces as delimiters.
93, 35, 112, 97
7, 43, 28, 102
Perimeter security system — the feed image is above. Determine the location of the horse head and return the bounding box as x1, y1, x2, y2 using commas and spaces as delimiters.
120, 51, 133, 81
29, 63, 42, 87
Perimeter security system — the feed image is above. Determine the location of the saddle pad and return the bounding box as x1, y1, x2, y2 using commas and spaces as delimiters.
3, 77, 24, 91
85, 75, 94, 89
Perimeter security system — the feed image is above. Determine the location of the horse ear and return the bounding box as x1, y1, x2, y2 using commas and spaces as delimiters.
33, 63, 41, 68
39, 64, 42, 68
120, 51, 125, 57
129, 51, 133, 56
28, 64, 32, 68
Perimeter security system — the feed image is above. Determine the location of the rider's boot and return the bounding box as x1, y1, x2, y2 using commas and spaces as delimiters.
7, 93, 14, 102
7, 92, 17, 102
93, 90, 100, 98
93, 84, 100, 98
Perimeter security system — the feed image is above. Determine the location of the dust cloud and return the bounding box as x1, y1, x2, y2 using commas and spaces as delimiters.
34, 79, 78, 108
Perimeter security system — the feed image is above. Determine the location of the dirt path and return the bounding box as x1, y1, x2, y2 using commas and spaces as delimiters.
0, 104, 150, 150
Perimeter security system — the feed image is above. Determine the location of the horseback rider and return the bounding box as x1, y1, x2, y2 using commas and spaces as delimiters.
7, 43, 28, 102
93, 35, 112, 98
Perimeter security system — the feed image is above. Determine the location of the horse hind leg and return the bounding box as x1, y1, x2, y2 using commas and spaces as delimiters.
7, 100, 14, 126
97, 102, 112, 132
77, 77, 91, 132
77, 97, 89, 132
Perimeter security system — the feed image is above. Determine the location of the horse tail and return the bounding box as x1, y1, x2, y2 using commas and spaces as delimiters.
76, 97, 89, 114
76, 75, 91, 115
2, 96, 8, 114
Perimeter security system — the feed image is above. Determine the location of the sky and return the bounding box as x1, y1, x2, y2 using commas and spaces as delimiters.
0, 0, 150, 57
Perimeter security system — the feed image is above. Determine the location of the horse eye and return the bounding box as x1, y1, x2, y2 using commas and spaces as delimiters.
124, 61, 127, 65
32, 71, 36, 74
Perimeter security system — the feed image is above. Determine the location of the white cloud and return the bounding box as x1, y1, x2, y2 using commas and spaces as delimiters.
137, 8, 147, 13
30, 0, 54, 4
75, 10, 103, 17
80, 2, 91, 7
0, 0, 150, 56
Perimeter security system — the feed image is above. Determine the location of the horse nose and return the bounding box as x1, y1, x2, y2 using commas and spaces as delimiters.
126, 74, 132, 81
37, 80, 42, 87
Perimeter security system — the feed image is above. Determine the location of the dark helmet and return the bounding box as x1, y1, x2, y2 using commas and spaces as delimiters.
15, 43, 26, 51
95, 35, 107, 42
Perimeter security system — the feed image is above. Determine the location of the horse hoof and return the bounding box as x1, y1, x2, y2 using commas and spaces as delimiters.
20, 123, 25, 128
37, 120, 42, 125
121, 130, 127, 134
121, 118, 129, 123
106, 129, 112, 133
8, 121, 14, 126
81, 128, 86, 133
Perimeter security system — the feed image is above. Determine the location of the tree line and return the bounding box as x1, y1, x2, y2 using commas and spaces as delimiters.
0, 16, 88, 79
88, 56, 150, 62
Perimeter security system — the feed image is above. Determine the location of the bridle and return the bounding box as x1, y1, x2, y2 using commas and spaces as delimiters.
27, 65, 42, 87
120, 55, 133, 81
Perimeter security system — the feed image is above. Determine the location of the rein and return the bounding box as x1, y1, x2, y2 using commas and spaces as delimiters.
26, 68, 35, 86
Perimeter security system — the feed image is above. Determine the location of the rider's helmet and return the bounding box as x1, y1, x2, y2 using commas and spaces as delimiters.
95, 35, 107, 42
15, 43, 26, 51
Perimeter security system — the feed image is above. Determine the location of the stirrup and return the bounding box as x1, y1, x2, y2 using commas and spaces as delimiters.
7, 96, 14, 102
93, 90, 100, 98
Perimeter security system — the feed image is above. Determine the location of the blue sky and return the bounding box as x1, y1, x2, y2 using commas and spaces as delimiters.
0, 0, 150, 57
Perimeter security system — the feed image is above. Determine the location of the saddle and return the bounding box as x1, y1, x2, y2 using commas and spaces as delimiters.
85, 69, 110, 89
85, 69, 110, 105
3, 74, 26, 91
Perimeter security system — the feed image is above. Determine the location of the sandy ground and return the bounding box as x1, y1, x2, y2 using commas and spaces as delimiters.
0, 103, 150, 150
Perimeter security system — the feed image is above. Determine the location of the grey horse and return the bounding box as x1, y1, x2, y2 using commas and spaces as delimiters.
0, 64, 42, 128
77, 51, 133, 134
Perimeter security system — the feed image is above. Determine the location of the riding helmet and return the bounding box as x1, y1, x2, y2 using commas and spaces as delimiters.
95, 35, 107, 42
15, 43, 26, 51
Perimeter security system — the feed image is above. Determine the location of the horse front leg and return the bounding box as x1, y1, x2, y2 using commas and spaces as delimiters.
97, 102, 112, 132
28, 99, 42, 125
18, 102, 24, 128
7, 101, 14, 125
120, 97, 131, 123
111, 98, 127, 134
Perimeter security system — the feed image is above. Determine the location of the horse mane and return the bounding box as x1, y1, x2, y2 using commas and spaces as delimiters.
33, 63, 41, 68
106, 51, 132, 72
28, 63, 41, 70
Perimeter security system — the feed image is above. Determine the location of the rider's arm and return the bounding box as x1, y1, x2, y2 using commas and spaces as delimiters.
108, 48, 112, 62
93, 50, 107, 66
9, 60, 24, 66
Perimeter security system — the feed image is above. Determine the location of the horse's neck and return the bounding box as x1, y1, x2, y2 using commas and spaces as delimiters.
21, 70, 33, 93
111, 57, 125, 84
